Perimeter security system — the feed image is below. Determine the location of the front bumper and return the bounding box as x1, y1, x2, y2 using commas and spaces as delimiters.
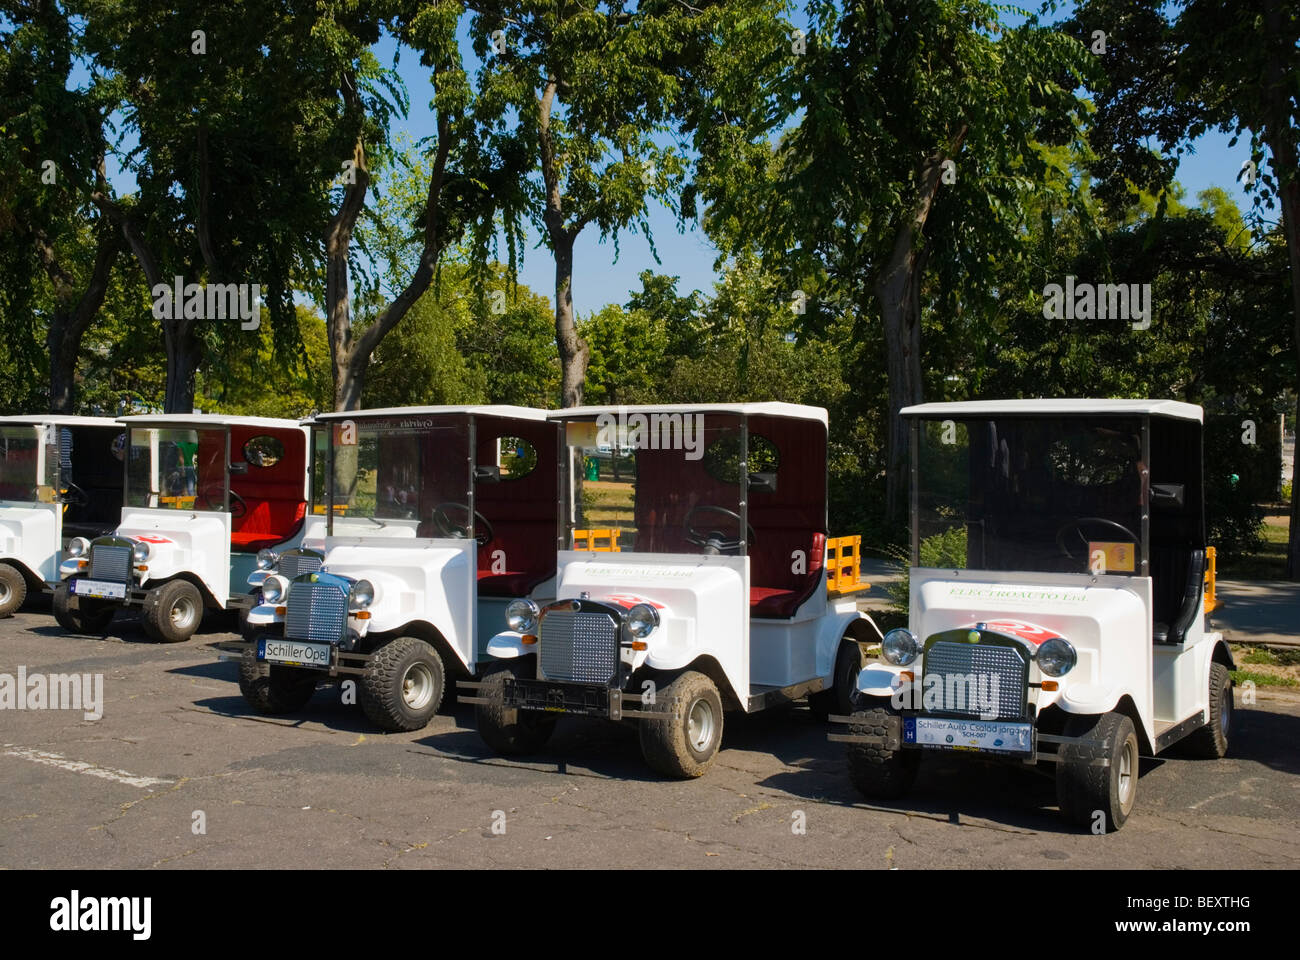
459, 675, 673, 722
218, 637, 371, 676
829, 711, 1109, 766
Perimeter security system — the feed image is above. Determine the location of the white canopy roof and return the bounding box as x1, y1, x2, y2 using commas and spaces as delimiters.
901, 399, 1203, 422
118, 413, 306, 429
313, 405, 549, 422
552, 402, 829, 426
0, 414, 122, 428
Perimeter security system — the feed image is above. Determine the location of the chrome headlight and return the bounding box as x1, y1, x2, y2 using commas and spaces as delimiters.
256, 548, 278, 570
349, 579, 374, 610
1037, 638, 1077, 677
881, 628, 920, 666
67, 537, 91, 558
261, 576, 286, 604
131, 540, 151, 562
627, 603, 660, 639
505, 598, 539, 634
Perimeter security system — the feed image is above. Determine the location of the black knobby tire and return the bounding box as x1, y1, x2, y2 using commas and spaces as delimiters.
238, 644, 318, 714
52, 582, 116, 634
1056, 711, 1140, 832
845, 705, 920, 800
0, 563, 27, 617
475, 660, 557, 755
358, 637, 445, 732
1180, 662, 1233, 759
141, 579, 204, 643
809, 638, 865, 721
639, 670, 724, 778
237, 588, 263, 642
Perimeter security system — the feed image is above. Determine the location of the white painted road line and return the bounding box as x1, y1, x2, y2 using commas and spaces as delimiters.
2, 747, 172, 789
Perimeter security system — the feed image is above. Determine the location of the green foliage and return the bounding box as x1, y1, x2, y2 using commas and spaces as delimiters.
885, 527, 969, 614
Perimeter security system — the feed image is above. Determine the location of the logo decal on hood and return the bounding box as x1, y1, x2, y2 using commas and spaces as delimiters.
971, 619, 1063, 646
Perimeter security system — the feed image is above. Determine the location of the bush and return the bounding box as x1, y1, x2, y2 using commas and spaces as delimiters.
884, 526, 968, 614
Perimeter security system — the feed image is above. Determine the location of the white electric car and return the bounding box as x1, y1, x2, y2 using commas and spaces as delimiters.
0, 415, 124, 616
465, 403, 882, 778
833, 399, 1234, 831
55, 414, 310, 642
229, 406, 560, 732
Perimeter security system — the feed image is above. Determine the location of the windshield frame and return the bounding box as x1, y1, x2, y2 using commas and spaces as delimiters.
908, 413, 1152, 577
0, 423, 59, 505
555, 410, 751, 557
124, 423, 232, 513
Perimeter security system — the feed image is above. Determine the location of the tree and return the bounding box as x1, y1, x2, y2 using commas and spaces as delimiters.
698, 0, 1096, 518
1064, 0, 1300, 577
470, 0, 697, 406
0, 0, 121, 412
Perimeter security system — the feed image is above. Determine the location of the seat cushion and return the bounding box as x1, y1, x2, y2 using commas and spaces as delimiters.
750, 586, 802, 619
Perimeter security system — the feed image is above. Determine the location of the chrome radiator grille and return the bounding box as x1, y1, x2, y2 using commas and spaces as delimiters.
285, 582, 347, 644
90, 545, 131, 582
923, 641, 1027, 721
539, 610, 618, 684
279, 552, 323, 579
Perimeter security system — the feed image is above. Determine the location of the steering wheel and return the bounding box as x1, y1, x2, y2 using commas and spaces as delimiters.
200, 485, 247, 518
61, 480, 89, 508
431, 502, 495, 546
684, 504, 756, 556
1055, 517, 1140, 561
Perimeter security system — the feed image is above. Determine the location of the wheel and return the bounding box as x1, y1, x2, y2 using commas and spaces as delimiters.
638, 670, 724, 778
0, 563, 27, 617
238, 644, 317, 714
1180, 662, 1233, 759
358, 637, 445, 732
808, 638, 864, 721
52, 581, 116, 634
845, 705, 920, 800
1056, 711, 1140, 832
475, 659, 557, 755
141, 579, 204, 643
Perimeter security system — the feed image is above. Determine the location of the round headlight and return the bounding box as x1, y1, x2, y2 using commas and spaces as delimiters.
261, 576, 285, 603
506, 599, 539, 634
256, 548, 278, 570
881, 628, 920, 666
131, 540, 151, 562
68, 537, 90, 558
1037, 638, 1077, 677
350, 579, 375, 609
627, 603, 660, 639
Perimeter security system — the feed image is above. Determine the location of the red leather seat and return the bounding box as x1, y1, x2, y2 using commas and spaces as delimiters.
748, 531, 825, 619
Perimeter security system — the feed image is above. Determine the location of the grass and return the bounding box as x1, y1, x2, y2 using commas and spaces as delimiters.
1218, 508, 1290, 580
1230, 669, 1300, 688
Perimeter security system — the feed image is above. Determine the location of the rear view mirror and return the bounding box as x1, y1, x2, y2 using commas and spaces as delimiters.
474, 465, 501, 483
747, 472, 777, 494
1151, 483, 1184, 510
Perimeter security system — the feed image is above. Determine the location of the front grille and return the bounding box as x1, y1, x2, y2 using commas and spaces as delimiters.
90, 545, 131, 582
539, 610, 618, 684
923, 641, 1027, 721
284, 581, 347, 644
279, 552, 323, 579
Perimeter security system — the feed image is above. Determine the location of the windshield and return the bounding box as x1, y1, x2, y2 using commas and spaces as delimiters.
126, 427, 229, 511
0, 425, 57, 503
326, 415, 471, 536
914, 416, 1147, 576
561, 412, 746, 554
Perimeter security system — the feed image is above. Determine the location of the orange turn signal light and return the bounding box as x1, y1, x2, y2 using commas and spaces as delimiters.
521, 634, 538, 645
900, 671, 915, 682
274, 605, 287, 616
135, 565, 148, 572
354, 610, 371, 620
631, 641, 647, 651
1041, 680, 1059, 691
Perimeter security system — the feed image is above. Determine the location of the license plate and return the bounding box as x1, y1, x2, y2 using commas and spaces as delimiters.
258, 637, 332, 669
904, 716, 1033, 755
73, 579, 126, 600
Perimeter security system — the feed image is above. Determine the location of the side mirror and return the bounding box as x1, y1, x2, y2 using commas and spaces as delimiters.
1151, 483, 1185, 510
747, 472, 777, 494
474, 465, 501, 483
230, 461, 250, 475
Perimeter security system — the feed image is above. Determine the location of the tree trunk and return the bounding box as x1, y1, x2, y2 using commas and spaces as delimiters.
1276, 175, 1300, 579
553, 229, 588, 407
875, 128, 967, 522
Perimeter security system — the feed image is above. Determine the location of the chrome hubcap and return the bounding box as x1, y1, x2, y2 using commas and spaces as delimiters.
170, 596, 197, 629
1118, 738, 1137, 811
687, 698, 715, 752
402, 662, 435, 711
0, 581, 10, 603
1221, 687, 1232, 737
